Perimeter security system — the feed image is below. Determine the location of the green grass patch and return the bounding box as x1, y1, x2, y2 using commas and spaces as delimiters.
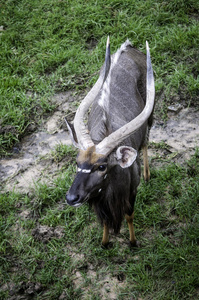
1, 151, 199, 299
1, 0, 199, 154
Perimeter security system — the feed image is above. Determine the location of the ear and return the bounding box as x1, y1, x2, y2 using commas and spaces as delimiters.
64, 118, 80, 149
115, 146, 137, 168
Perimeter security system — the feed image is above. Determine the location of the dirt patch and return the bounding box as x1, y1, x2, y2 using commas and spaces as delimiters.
0, 91, 199, 193
1, 281, 43, 300
0, 128, 72, 192
71, 265, 126, 299
149, 106, 199, 166
32, 225, 65, 243
0, 91, 78, 192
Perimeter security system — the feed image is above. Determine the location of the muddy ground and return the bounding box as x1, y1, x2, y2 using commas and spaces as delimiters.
0, 91, 199, 193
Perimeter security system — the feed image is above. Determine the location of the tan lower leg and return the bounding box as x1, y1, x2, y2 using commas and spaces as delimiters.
102, 224, 109, 246
125, 213, 136, 245
143, 145, 150, 181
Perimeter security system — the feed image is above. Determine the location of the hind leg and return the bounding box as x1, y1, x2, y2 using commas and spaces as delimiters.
143, 144, 150, 182
102, 223, 109, 247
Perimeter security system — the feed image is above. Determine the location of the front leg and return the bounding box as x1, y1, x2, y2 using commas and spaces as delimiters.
125, 212, 137, 247
102, 223, 109, 246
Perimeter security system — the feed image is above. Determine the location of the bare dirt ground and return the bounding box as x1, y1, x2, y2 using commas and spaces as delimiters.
149, 105, 199, 165
0, 91, 75, 192
0, 92, 199, 193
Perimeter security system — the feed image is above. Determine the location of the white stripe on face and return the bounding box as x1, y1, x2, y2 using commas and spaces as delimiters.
77, 168, 91, 174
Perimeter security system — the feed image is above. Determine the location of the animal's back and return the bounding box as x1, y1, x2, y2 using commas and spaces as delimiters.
88, 41, 148, 150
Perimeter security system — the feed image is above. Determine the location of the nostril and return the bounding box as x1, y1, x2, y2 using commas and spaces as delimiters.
66, 193, 80, 206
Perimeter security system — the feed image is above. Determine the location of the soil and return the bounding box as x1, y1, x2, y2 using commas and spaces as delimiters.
1, 93, 199, 193
149, 105, 199, 166
0, 91, 77, 193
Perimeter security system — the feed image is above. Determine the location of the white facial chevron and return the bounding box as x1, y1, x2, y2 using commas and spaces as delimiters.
77, 168, 91, 174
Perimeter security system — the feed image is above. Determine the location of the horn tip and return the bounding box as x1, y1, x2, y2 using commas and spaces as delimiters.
146, 40, 149, 51
106, 36, 110, 48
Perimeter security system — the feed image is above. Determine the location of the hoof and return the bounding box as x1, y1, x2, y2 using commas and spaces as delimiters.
101, 242, 113, 250
129, 240, 139, 249
144, 175, 150, 183
144, 168, 150, 182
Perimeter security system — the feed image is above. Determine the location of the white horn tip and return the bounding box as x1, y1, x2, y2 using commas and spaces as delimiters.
146, 40, 149, 51
106, 36, 110, 48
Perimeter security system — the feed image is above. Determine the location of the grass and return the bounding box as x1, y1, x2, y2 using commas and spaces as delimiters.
0, 149, 199, 299
0, 0, 199, 155
1, 0, 199, 298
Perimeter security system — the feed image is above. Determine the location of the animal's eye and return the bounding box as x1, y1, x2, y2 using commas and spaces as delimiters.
98, 165, 107, 172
